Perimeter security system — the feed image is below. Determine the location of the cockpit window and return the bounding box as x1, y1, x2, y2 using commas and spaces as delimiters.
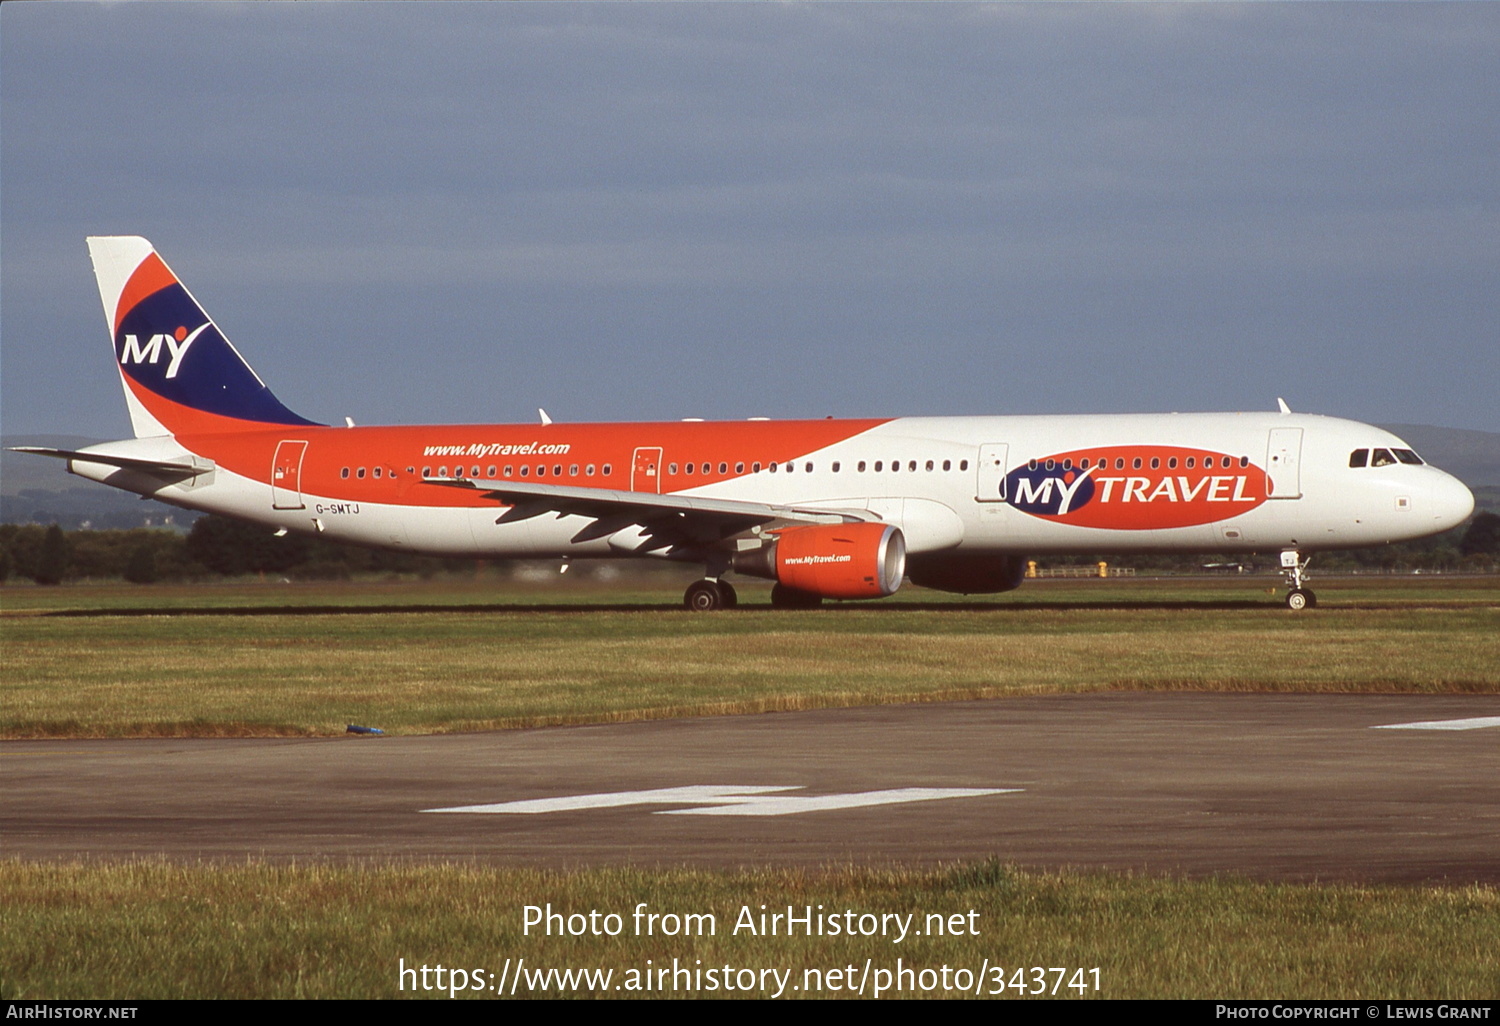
1371, 448, 1397, 467
1393, 448, 1423, 465
1349, 449, 1368, 468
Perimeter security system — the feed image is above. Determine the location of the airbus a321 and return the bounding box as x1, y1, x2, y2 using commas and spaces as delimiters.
14, 237, 1475, 611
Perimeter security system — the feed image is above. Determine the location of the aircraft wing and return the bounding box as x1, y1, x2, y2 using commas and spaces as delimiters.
423, 476, 875, 548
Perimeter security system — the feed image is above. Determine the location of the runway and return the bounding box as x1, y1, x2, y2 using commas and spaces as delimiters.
4, 693, 1497, 883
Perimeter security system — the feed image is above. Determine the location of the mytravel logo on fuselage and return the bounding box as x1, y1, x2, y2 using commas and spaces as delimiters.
1005, 445, 1268, 530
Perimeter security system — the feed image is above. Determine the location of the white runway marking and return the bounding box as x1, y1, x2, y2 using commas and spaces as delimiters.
1371, 716, 1500, 732
660, 787, 1019, 817
423, 784, 1018, 817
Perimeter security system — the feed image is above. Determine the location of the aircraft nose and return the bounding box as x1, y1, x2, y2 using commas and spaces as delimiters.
1429, 470, 1475, 533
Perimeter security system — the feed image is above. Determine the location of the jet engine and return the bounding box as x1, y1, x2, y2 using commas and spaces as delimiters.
732, 522, 906, 600
905, 552, 1027, 594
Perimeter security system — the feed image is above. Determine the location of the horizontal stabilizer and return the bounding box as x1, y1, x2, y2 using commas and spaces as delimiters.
9, 446, 213, 479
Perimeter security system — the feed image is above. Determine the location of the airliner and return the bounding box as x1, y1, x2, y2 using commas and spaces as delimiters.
13, 237, 1475, 611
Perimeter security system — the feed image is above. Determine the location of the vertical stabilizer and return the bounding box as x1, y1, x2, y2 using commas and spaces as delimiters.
87, 236, 321, 437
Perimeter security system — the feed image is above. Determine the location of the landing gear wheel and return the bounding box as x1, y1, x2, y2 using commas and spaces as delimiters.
770, 583, 823, 609
1279, 550, 1316, 612
1286, 588, 1314, 611
718, 581, 738, 609
684, 579, 725, 612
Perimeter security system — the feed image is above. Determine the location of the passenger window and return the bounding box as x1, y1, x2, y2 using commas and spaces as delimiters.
942, 460, 951, 471
874, 461, 883, 472
585, 464, 595, 476
1150, 458, 1160, 470
1239, 456, 1249, 468
907, 461, 916, 472
753, 462, 762, 473
1349, 449, 1369, 468
805, 463, 813, 473
1028, 459, 1038, 471
570, 464, 579, 476
735, 462, 744, 474
536, 465, 546, 477
1167, 458, 1177, 469
925, 460, 934, 472
553, 465, 562, 477
858, 461, 867, 472
669, 463, 678, 475
891, 461, 900, 473
357, 467, 366, 479
1185, 457, 1195, 469
1115, 458, 1125, 470
520, 466, 529, 477
438, 466, 447, 478
1045, 459, 1055, 471
505, 465, 514, 477
1132, 458, 1143, 470
831, 462, 840, 473
423, 466, 432, 478
472, 466, 481, 478
959, 460, 969, 471
603, 464, 612, 476
341, 468, 349, 479
486, 466, 496, 478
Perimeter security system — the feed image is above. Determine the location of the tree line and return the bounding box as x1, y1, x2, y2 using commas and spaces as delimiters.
0, 517, 475, 585
1, 512, 1497, 586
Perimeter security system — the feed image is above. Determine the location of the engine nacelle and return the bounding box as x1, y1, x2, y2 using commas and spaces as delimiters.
906, 552, 1027, 594
732, 523, 906, 599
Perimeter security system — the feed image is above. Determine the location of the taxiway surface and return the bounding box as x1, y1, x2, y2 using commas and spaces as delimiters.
4, 693, 1497, 882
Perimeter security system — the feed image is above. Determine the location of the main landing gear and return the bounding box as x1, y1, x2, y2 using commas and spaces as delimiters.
683, 578, 737, 612
1279, 549, 1317, 611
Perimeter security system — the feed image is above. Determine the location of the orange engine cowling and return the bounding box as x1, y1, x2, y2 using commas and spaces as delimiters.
737, 522, 906, 599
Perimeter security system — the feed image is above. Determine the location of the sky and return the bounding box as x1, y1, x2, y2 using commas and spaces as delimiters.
3, 2, 1497, 439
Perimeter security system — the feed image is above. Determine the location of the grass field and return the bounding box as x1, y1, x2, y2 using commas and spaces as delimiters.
3, 575, 1496, 738
3, 860, 1497, 1000
3, 575, 1497, 1000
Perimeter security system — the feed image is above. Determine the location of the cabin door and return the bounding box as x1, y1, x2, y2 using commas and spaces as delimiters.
1266, 428, 1303, 499
272, 440, 309, 510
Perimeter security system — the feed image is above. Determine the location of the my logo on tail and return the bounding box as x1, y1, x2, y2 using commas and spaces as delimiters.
119, 323, 210, 379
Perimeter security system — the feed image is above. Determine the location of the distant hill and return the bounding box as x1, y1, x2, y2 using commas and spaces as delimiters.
1379, 425, 1500, 489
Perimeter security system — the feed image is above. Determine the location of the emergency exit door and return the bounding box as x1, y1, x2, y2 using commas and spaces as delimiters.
631, 447, 663, 494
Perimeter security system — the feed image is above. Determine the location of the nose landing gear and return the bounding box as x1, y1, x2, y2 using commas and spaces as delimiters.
1280, 550, 1317, 610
